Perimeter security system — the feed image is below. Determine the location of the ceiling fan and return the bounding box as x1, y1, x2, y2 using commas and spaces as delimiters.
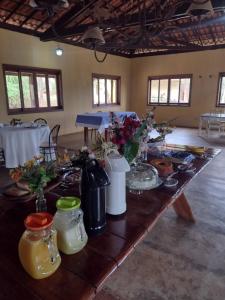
28, 0, 70, 16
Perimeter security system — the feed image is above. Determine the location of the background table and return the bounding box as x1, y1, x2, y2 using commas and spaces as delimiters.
0, 125, 50, 168
199, 113, 225, 135
0, 147, 220, 300
76, 112, 138, 143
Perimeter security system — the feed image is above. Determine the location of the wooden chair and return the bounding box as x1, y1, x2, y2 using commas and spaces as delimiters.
39, 125, 60, 161
34, 118, 47, 125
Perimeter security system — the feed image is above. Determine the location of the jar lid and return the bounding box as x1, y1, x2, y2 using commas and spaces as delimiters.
56, 196, 81, 211
24, 212, 53, 231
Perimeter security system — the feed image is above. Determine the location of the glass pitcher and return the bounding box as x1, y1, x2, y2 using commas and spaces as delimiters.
18, 212, 61, 279
53, 197, 88, 255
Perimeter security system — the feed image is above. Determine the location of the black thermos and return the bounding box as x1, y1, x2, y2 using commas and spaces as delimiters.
80, 159, 110, 236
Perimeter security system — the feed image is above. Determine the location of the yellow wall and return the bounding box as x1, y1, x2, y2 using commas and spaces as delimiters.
1, 28, 225, 131
130, 50, 225, 127
0, 29, 131, 135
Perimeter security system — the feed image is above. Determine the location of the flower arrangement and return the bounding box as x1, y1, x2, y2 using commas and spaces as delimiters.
10, 157, 56, 193
92, 137, 118, 160
108, 108, 172, 163
110, 117, 141, 147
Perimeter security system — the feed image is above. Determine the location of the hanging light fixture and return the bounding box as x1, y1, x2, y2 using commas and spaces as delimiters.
81, 27, 108, 63
55, 46, 63, 56
187, 0, 214, 16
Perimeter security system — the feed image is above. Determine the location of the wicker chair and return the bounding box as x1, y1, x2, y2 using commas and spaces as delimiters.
34, 118, 47, 125
0, 148, 5, 166
39, 125, 60, 161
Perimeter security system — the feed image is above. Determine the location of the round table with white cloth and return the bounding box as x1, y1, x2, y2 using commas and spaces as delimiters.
0, 125, 50, 168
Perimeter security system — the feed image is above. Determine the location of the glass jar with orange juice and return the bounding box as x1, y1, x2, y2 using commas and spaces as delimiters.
18, 212, 61, 279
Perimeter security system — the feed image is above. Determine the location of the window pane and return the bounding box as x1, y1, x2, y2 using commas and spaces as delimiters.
93, 78, 99, 105
170, 79, 179, 103
150, 80, 159, 102
21, 72, 35, 108
5, 72, 21, 109
220, 77, 225, 104
92, 75, 120, 106
37, 75, 47, 107
106, 79, 112, 103
159, 79, 168, 103
48, 75, 58, 107
112, 80, 117, 103
179, 78, 190, 103
99, 79, 106, 104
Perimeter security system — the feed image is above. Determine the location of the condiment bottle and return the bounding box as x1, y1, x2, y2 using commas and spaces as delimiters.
53, 197, 88, 255
18, 212, 61, 279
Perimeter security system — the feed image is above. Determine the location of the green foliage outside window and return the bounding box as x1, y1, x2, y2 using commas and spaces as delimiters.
6, 75, 21, 109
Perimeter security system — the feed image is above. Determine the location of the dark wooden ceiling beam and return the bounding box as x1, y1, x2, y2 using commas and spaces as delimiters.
40, 9, 187, 41
162, 35, 203, 49
51, 36, 131, 58
130, 41, 225, 57
35, 14, 50, 31
41, 0, 99, 40
97, 41, 203, 51
0, 21, 42, 37
3, 1, 22, 22
20, 10, 37, 27
41, 5, 225, 43
149, 14, 225, 43
41, 0, 192, 41
209, 26, 217, 45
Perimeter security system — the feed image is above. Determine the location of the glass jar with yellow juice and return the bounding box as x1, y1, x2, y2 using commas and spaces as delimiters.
53, 197, 88, 255
18, 212, 61, 279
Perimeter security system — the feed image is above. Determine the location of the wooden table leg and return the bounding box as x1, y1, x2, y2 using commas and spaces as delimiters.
173, 193, 195, 223
105, 129, 108, 141
84, 127, 88, 145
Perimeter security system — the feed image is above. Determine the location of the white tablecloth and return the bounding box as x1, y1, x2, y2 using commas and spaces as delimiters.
0, 125, 50, 168
76, 111, 139, 133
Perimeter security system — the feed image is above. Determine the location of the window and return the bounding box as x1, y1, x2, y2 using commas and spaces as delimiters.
217, 73, 225, 106
148, 75, 192, 106
92, 74, 120, 106
3, 65, 63, 114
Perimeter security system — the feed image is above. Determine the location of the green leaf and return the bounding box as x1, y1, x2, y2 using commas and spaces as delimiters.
123, 140, 139, 163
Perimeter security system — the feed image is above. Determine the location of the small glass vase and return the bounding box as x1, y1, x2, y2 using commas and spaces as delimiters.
35, 187, 47, 212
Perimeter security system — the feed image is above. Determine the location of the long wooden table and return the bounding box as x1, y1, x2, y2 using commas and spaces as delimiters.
0, 148, 220, 300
